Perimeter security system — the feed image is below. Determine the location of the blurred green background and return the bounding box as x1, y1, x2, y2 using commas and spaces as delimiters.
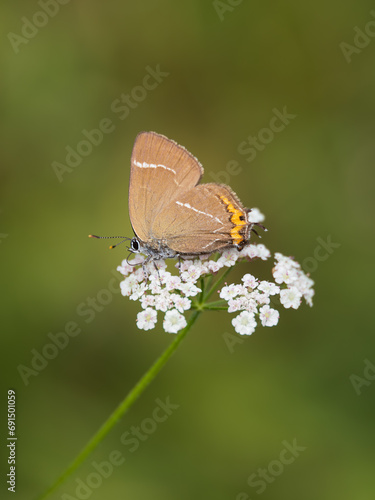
1, 1, 375, 499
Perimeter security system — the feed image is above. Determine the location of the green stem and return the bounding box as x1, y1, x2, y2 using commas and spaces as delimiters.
200, 301, 228, 310
199, 276, 205, 303
192, 299, 228, 311
201, 305, 228, 310
203, 266, 234, 302
35, 309, 201, 500
201, 299, 227, 308
203, 273, 214, 297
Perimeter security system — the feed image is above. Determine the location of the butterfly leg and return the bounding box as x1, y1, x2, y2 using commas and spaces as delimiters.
251, 222, 267, 239
152, 260, 163, 286
141, 255, 152, 282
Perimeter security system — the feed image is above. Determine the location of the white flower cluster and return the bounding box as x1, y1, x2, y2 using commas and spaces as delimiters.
219, 252, 314, 335
117, 242, 314, 336
116, 208, 314, 336
117, 254, 202, 334
273, 252, 315, 307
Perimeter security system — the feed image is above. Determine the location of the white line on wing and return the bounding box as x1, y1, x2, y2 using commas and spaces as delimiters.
175, 201, 224, 225
133, 160, 176, 175
201, 238, 220, 249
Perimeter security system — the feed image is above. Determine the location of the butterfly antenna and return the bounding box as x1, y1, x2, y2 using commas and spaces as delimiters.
88, 234, 131, 249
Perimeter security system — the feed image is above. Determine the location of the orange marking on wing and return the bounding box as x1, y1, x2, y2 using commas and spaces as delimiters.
220, 195, 247, 245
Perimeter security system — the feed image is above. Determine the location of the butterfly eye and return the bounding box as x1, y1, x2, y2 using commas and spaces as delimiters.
131, 238, 140, 252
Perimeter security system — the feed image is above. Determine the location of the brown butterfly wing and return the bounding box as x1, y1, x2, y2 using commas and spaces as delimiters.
129, 132, 203, 242
151, 183, 251, 254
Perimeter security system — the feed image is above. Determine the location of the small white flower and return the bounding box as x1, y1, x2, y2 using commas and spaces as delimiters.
273, 263, 296, 285
177, 259, 194, 272
207, 260, 224, 273
258, 281, 280, 295
297, 274, 315, 292
242, 273, 258, 289
163, 309, 187, 334
242, 296, 258, 313
154, 259, 168, 271
256, 244, 271, 260
280, 287, 302, 309
284, 256, 300, 269
248, 207, 265, 223
158, 270, 173, 285
178, 282, 201, 297
140, 294, 155, 309
303, 288, 315, 307
129, 282, 148, 300
165, 274, 182, 291
181, 265, 202, 282
227, 298, 244, 313
294, 274, 315, 306
148, 274, 163, 294
177, 259, 208, 278
170, 294, 191, 313
232, 311, 257, 336
274, 253, 299, 269
242, 244, 260, 260
217, 248, 239, 267
274, 252, 289, 264
154, 291, 173, 312
193, 259, 209, 275
136, 308, 157, 331
120, 274, 140, 296
252, 290, 270, 305
259, 305, 279, 327
220, 284, 242, 301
